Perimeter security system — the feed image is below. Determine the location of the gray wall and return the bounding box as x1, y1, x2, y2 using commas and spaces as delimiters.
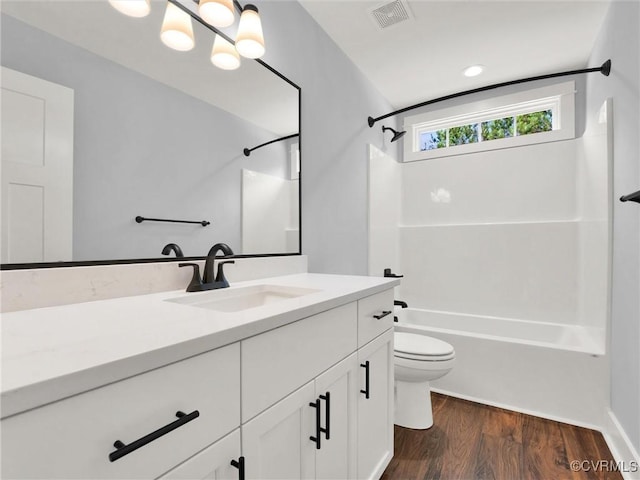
1, 14, 293, 261
258, 1, 399, 275
587, 1, 640, 453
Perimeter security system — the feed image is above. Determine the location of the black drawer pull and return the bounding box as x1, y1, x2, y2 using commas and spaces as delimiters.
373, 310, 392, 320
360, 361, 370, 399
109, 410, 199, 462
230, 456, 245, 480
309, 399, 321, 449
319, 391, 330, 440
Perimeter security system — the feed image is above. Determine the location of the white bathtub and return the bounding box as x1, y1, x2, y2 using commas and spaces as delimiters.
395, 308, 609, 428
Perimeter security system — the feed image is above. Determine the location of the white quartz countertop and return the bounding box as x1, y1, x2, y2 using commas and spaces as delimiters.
1, 273, 399, 418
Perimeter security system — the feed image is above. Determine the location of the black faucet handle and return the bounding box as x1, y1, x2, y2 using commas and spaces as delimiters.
179, 263, 203, 292
384, 268, 404, 278
215, 260, 235, 286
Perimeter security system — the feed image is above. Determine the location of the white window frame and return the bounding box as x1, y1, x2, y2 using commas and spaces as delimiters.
403, 81, 576, 162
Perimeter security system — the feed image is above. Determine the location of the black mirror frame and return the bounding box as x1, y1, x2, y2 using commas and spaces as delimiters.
1, 36, 302, 271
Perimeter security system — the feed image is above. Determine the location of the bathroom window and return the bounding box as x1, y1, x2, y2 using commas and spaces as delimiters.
404, 82, 575, 162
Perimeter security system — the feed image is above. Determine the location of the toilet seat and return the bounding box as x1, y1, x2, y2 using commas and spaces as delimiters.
394, 332, 455, 361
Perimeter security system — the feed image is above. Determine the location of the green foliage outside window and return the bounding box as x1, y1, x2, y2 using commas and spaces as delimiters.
449, 124, 478, 146
516, 110, 552, 135
417, 109, 553, 152
481, 117, 514, 141
420, 129, 447, 150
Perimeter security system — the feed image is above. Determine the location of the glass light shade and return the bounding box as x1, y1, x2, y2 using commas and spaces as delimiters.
211, 35, 241, 70
160, 2, 195, 52
199, 0, 235, 28
108, 0, 150, 18
235, 4, 265, 59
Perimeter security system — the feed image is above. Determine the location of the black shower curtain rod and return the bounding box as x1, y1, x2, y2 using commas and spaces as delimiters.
243, 133, 299, 157
367, 59, 612, 128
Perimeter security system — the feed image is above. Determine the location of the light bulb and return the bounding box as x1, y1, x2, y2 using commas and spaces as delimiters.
199, 0, 235, 28
235, 4, 265, 59
108, 0, 151, 18
160, 2, 195, 52
211, 35, 241, 70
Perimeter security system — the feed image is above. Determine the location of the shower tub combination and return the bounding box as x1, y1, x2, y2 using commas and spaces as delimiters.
395, 308, 608, 428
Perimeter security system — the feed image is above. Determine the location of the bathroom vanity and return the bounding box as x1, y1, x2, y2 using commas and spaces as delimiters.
1, 273, 399, 479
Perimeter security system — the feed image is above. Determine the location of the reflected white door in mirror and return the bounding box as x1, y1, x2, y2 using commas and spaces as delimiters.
1, 67, 73, 264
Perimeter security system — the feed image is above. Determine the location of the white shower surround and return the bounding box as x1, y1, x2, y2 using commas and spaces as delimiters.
368, 97, 612, 426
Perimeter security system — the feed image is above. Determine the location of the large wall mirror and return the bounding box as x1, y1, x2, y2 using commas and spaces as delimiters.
0, 0, 300, 268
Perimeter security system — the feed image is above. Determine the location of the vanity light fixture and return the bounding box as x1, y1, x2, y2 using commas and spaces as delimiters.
382, 125, 406, 142
108, 0, 151, 18
235, 4, 265, 59
463, 64, 484, 77
199, 0, 235, 28
161, 2, 195, 51
211, 34, 241, 70
111, 0, 267, 67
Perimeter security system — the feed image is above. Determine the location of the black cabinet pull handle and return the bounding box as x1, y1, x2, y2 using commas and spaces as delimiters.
109, 410, 199, 462
373, 310, 392, 320
319, 391, 330, 440
230, 456, 245, 480
309, 399, 321, 449
360, 361, 370, 399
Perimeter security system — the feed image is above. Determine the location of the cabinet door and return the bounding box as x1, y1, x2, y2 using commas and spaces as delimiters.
159, 429, 241, 480
242, 382, 316, 480
357, 330, 394, 480
314, 353, 359, 480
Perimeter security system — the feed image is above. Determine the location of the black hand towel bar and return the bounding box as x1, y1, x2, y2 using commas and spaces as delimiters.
620, 190, 640, 204
135, 216, 210, 227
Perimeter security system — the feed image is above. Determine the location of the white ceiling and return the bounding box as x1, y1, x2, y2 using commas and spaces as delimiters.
299, 0, 611, 111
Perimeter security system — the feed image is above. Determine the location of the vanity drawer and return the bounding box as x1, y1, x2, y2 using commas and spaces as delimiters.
358, 289, 394, 347
1, 343, 240, 480
159, 429, 241, 480
241, 302, 357, 422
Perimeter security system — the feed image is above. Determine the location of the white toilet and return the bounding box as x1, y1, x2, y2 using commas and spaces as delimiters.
394, 331, 455, 429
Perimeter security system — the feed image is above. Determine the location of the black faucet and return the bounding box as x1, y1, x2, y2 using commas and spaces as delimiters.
203, 243, 234, 283
161, 243, 184, 258
178, 243, 235, 292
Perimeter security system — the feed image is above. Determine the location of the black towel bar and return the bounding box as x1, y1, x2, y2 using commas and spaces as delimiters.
135, 216, 210, 227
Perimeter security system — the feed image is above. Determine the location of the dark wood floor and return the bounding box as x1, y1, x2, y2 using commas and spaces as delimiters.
382, 393, 622, 480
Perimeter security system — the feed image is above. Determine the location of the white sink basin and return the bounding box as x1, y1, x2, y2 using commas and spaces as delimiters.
166, 284, 321, 312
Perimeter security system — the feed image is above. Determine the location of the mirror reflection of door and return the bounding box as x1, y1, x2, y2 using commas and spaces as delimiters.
1, 67, 74, 263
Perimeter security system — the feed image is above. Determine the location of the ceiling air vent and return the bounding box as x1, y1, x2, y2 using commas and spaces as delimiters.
368, 0, 413, 29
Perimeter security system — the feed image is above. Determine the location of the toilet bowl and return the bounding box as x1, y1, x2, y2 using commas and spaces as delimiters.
394, 331, 455, 429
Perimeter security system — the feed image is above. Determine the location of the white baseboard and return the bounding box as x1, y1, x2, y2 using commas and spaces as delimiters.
431, 387, 603, 431
603, 410, 640, 480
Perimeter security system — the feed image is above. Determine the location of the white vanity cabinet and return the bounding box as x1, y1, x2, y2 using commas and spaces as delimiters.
1, 344, 241, 480
242, 381, 316, 479
357, 329, 394, 480
1, 281, 396, 480
239, 289, 394, 480
159, 429, 242, 480
241, 353, 360, 480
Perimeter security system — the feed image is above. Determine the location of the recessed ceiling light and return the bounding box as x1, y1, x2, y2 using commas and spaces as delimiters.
463, 65, 484, 77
